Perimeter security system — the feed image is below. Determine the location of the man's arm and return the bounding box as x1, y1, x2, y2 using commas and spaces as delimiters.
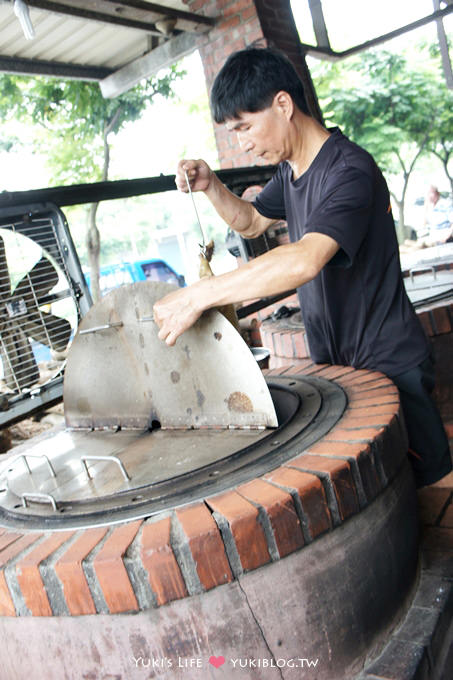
153, 232, 339, 346
177, 159, 276, 239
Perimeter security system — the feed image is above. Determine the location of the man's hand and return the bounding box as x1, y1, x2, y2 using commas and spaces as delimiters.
176, 159, 213, 193
153, 284, 205, 346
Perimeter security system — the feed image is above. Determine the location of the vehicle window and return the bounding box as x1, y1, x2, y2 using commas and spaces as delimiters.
140, 262, 180, 285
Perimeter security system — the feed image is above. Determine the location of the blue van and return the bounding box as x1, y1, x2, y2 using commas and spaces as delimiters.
85, 258, 186, 295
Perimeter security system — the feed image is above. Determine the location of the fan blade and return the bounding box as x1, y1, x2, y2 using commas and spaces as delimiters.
22, 310, 72, 352
13, 256, 59, 301
0, 235, 12, 303
0, 323, 40, 390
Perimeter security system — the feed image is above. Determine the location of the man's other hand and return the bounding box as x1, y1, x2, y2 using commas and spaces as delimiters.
176, 159, 213, 193
153, 285, 204, 346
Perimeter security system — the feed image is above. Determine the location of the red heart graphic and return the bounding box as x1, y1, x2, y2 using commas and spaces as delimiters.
209, 655, 225, 669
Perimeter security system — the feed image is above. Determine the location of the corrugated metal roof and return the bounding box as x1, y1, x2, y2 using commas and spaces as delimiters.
0, 1, 214, 80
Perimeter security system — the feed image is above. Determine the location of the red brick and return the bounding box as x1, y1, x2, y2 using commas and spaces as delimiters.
141, 517, 188, 606
430, 307, 451, 334
374, 414, 407, 481
0, 533, 42, 616
237, 478, 304, 557
287, 454, 359, 520
55, 527, 108, 615
223, 0, 252, 16
307, 441, 381, 501
93, 520, 142, 614
347, 394, 399, 408
296, 362, 329, 375
281, 331, 295, 358
266, 364, 293, 376
176, 503, 233, 590
417, 310, 434, 337
346, 385, 399, 401
272, 331, 283, 357
337, 414, 391, 428
290, 359, 315, 373
338, 370, 387, 386
218, 15, 241, 31
0, 532, 23, 552
440, 502, 453, 528
323, 426, 385, 443
343, 403, 399, 417
206, 491, 271, 571
314, 365, 355, 380
292, 331, 310, 358
16, 531, 74, 616
342, 378, 393, 391
263, 466, 332, 539
241, 5, 257, 21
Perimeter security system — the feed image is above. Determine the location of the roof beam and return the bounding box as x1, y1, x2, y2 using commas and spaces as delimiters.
100, 31, 200, 98
307, 0, 330, 49
0, 55, 112, 80
26, 1, 215, 34
302, 6, 453, 60
0, 166, 275, 207
433, 0, 453, 89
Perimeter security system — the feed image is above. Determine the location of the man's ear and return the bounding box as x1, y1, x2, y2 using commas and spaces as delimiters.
273, 91, 294, 119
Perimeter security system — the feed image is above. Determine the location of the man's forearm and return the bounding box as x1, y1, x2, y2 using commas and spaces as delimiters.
198, 239, 322, 308
204, 173, 273, 239
153, 233, 340, 346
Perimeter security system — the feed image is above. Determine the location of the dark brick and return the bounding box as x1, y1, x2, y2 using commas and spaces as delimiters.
365, 638, 430, 680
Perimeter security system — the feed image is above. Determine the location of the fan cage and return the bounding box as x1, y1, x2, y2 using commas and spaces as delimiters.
0, 203, 91, 426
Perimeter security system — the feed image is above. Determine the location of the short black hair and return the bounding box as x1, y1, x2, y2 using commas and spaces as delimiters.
210, 46, 309, 123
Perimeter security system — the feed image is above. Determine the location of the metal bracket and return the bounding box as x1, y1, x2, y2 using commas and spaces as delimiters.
79, 322, 123, 335
16, 453, 57, 478
22, 492, 58, 511
409, 266, 436, 284
81, 455, 130, 482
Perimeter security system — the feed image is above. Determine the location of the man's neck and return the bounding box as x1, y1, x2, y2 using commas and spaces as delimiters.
288, 114, 331, 180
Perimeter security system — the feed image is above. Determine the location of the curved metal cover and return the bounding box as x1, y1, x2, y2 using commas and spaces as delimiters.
64, 281, 278, 430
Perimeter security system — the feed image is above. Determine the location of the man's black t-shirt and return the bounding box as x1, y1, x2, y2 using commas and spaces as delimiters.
253, 128, 430, 376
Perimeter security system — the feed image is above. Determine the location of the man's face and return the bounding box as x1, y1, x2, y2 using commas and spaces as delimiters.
225, 100, 290, 165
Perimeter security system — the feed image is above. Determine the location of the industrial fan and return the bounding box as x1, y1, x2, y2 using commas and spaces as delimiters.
0, 234, 72, 392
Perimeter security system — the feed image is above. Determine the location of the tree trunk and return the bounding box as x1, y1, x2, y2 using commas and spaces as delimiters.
392, 196, 407, 244
393, 136, 430, 243
87, 202, 101, 302
441, 154, 453, 195
85, 109, 121, 302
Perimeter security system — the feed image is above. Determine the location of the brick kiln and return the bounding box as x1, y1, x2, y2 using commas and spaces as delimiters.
0, 280, 421, 680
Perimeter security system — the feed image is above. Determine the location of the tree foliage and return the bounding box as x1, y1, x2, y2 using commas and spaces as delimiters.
0, 67, 184, 298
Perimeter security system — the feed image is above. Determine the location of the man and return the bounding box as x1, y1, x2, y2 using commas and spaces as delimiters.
153, 47, 452, 488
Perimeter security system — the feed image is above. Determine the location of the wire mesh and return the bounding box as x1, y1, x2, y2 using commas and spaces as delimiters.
0, 213, 82, 396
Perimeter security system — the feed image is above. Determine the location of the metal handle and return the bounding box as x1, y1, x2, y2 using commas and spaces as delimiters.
79, 322, 123, 335
22, 492, 58, 511
17, 454, 56, 478
184, 169, 207, 253
81, 455, 130, 482
409, 266, 436, 284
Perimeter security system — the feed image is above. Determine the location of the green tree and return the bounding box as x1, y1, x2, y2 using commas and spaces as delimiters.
313, 48, 448, 242
0, 69, 183, 299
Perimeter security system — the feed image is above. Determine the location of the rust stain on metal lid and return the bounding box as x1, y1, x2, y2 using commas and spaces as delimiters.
227, 392, 253, 413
